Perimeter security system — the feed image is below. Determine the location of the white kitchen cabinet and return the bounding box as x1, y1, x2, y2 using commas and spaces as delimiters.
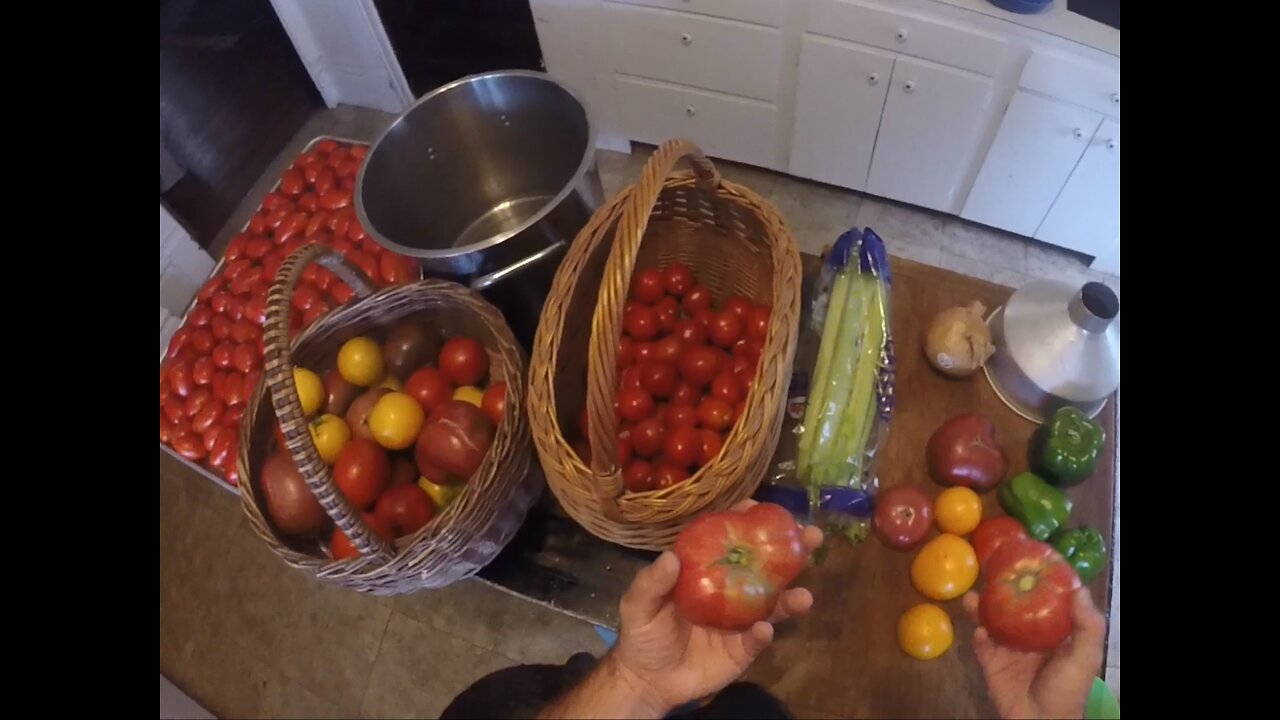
616, 77, 780, 168
1036, 120, 1120, 257
867, 57, 992, 213
962, 91, 1104, 237
788, 36, 893, 191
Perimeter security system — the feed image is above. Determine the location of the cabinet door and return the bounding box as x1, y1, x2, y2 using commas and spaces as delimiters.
1036, 121, 1120, 257
867, 58, 993, 213
962, 91, 1103, 237
788, 36, 894, 191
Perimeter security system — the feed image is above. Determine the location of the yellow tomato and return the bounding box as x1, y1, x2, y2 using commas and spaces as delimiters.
337, 337, 384, 387
377, 375, 404, 392
898, 604, 954, 660
935, 486, 983, 536
911, 533, 978, 601
368, 392, 425, 450
453, 385, 485, 407
309, 413, 351, 464
418, 475, 462, 510
293, 367, 325, 416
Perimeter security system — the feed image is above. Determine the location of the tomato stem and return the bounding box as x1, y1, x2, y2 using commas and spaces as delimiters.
725, 546, 752, 566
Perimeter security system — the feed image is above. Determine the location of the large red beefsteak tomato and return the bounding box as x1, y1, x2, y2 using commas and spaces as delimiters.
673, 502, 808, 630
980, 538, 1082, 652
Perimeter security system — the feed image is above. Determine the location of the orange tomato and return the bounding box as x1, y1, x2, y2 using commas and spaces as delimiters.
911, 534, 978, 601
934, 486, 983, 536
898, 604, 954, 660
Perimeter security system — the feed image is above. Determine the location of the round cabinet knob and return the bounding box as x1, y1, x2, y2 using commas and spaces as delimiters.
896, 28, 909, 43
685, 105, 696, 117
867, 72, 880, 86
903, 80, 916, 93
1105, 139, 1117, 151
1111, 93, 1120, 105
681, 32, 693, 46
1073, 127, 1084, 140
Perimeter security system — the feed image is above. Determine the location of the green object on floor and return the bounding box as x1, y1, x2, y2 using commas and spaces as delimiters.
998, 472, 1072, 541
1050, 526, 1107, 583
1086, 677, 1120, 719
1033, 407, 1105, 487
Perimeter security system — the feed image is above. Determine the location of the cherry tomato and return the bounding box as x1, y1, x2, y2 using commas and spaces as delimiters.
208, 427, 238, 469
274, 212, 309, 246
189, 329, 215, 354
621, 304, 659, 341
618, 387, 656, 424
223, 373, 248, 407
710, 371, 743, 405
163, 396, 186, 424
328, 146, 351, 169
297, 192, 319, 213
662, 425, 703, 467
623, 459, 655, 492
224, 233, 249, 261
698, 397, 734, 432
350, 145, 368, 160
617, 433, 634, 468
245, 237, 272, 260
249, 211, 270, 235
319, 188, 353, 210
680, 346, 722, 387
330, 208, 353, 239
229, 266, 263, 296
663, 263, 694, 296
314, 166, 337, 196
618, 366, 643, 393
617, 336, 636, 369
192, 398, 225, 434
653, 337, 683, 364
698, 430, 724, 466
196, 276, 223, 303
313, 139, 339, 154
186, 306, 211, 328
184, 388, 214, 419
639, 361, 679, 399
633, 342, 656, 364
631, 269, 667, 305
306, 212, 331, 238
330, 281, 355, 305
265, 206, 291, 230
439, 336, 489, 386
662, 403, 698, 429
261, 192, 290, 211
693, 308, 715, 329
223, 404, 246, 428
242, 295, 268, 327
747, 305, 771, 341
670, 382, 700, 407
339, 158, 363, 180
632, 417, 666, 457
380, 253, 417, 285
682, 286, 713, 315
292, 285, 321, 313
280, 169, 306, 196
654, 297, 680, 333
709, 311, 745, 348
654, 462, 690, 489
166, 327, 192, 360
724, 295, 753, 321
168, 361, 194, 398
191, 357, 215, 387
348, 251, 379, 282
733, 336, 765, 363
673, 319, 707, 347
302, 300, 331, 327
232, 344, 260, 373
172, 433, 208, 461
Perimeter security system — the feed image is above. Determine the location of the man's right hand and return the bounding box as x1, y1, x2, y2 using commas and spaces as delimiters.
963, 588, 1107, 719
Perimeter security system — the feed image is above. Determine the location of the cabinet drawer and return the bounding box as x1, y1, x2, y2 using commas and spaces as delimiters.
1036, 121, 1120, 257
1020, 50, 1120, 119
607, 0, 782, 27
607, 3, 782, 101
807, 0, 1007, 77
616, 77, 779, 168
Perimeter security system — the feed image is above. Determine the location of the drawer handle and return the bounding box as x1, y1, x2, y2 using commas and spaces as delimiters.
685, 105, 696, 117
896, 28, 909, 43
1105, 139, 1117, 151
681, 32, 693, 46
1111, 93, 1120, 105
1073, 127, 1085, 140
868, 72, 880, 86
903, 80, 916, 93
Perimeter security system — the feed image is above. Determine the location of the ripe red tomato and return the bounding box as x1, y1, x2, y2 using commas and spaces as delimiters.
709, 311, 745, 348
249, 211, 270, 235
673, 319, 707, 347
314, 166, 337, 196
654, 296, 680, 333
639, 361, 679, 399
328, 146, 351, 169
481, 382, 508, 425
682, 286, 713, 315
631, 269, 667, 305
190, 328, 216, 353
330, 281, 355, 304
274, 212, 310, 247
697, 397, 734, 432
709, 371, 743, 405
172, 433, 208, 461
207, 427, 237, 468
617, 432, 634, 467
699, 430, 724, 466
191, 356, 215, 387
331, 512, 396, 560
349, 145, 368, 160
633, 342, 656, 364
230, 320, 259, 344
297, 192, 319, 213
980, 539, 1082, 652
262, 191, 291, 210
405, 367, 454, 415
617, 336, 636, 369
872, 486, 934, 551
670, 382, 700, 407
191, 398, 225, 434
618, 366, 643, 392
313, 139, 340, 154
724, 295, 753, 321
673, 502, 808, 630
184, 388, 214, 419
223, 373, 248, 407
163, 396, 186, 424
232, 344, 260, 373
971, 516, 1030, 567
733, 336, 765, 362
334, 438, 390, 509
680, 346, 722, 387
439, 336, 489, 386
663, 263, 694, 296
222, 403, 246, 428
319, 188, 353, 211
623, 304, 660, 341
654, 462, 691, 489
663, 425, 702, 467
374, 484, 437, 536
693, 308, 715, 329
280, 168, 306, 196
380, 253, 418, 285
208, 313, 231, 340
662, 404, 698, 429
618, 387, 656, 423
623, 459, 655, 492
197, 276, 223, 303
632, 417, 666, 457
652, 337, 683, 364
168, 361, 195, 398
747, 305, 771, 342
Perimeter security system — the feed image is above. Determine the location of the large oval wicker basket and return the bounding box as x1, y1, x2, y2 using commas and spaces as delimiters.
238, 244, 539, 594
529, 139, 802, 550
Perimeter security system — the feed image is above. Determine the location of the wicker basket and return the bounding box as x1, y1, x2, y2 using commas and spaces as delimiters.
237, 244, 539, 594
529, 139, 801, 550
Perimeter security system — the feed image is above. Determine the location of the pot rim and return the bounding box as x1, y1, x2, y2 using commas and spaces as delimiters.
355, 70, 598, 261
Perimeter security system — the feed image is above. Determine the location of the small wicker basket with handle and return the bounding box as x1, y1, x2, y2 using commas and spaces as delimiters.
529, 139, 802, 550
237, 243, 538, 594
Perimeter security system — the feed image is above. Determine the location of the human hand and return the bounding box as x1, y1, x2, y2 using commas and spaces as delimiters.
964, 588, 1107, 719
611, 500, 824, 716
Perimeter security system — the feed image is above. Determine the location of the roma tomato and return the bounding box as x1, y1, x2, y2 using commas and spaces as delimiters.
673, 502, 808, 630
980, 539, 1082, 652
618, 387, 656, 424
623, 304, 660, 341
709, 311, 744, 348
319, 188, 353, 210
971, 516, 1030, 568
168, 361, 194, 398
910, 534, 978, 601
630, 269, 666, 305
663, 263, 694, 296
682, 286, 712, 315
662, 425, 702, 468
439, 336, 488, 386
232, 344, 260, 373
280, 168, 306, 196
379, 253, 418, 285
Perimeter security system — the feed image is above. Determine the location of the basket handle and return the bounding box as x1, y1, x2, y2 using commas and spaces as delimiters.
583, 139, 721, 517
261, 243, 395, 562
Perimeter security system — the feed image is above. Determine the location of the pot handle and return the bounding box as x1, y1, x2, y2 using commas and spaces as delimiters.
469, 240, 567, 292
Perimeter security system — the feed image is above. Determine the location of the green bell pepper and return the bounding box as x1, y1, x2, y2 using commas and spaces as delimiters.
1050, 526, 1107, 583
1033, 407, 1105, 487
998, 472, 1072, 541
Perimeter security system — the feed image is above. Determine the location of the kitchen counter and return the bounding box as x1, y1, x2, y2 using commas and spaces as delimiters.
934, 0, 1120, 56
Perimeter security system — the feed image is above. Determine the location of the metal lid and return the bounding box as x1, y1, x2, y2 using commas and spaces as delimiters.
1001, 280, 1120, 403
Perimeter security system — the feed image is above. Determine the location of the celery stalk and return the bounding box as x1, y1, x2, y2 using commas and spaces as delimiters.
830, 275, 886, 485
797, 269, 852, 479
808, 271, 869, 478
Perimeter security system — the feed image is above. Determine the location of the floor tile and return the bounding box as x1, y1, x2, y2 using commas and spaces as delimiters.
359, 612, 514, 719
768, 176, 862, 256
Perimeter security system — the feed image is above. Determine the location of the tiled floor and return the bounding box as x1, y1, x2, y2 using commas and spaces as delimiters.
161, 108, 1119, 717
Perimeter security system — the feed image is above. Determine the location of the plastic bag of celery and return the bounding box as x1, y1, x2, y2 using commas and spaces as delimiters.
755, 228, 895, 544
